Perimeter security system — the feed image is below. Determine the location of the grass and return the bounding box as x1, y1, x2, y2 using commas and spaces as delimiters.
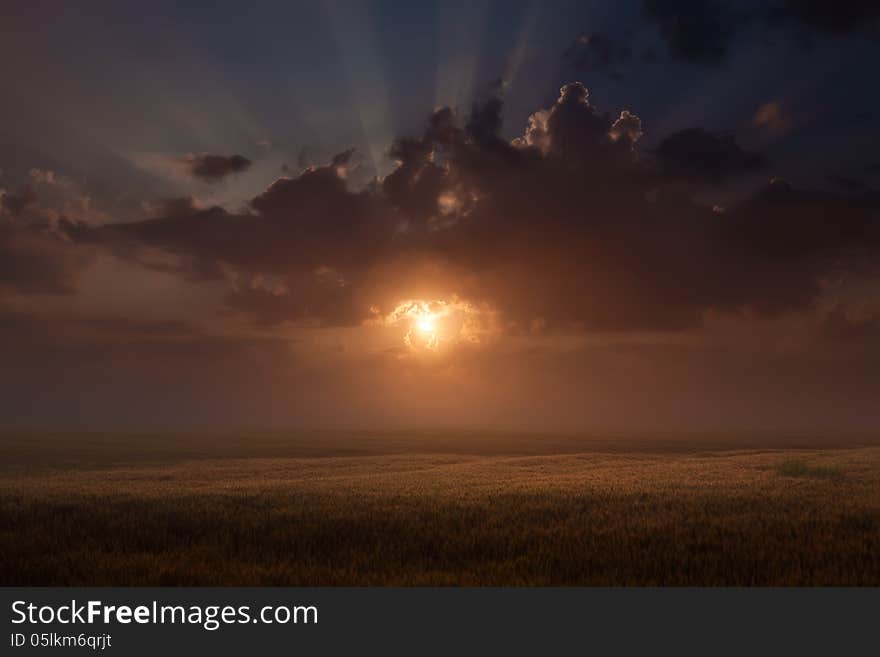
1, 431, 879, 586
775, 460, 844, 480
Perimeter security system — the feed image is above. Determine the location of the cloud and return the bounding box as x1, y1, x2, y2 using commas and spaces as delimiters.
753, 100, 792, 136
821, 304, 880, 340
0, 176, 95, 294
178, 153, 252, 182
1, 169, 115, 226
642, 0, 742, 65
73, 152, 392, 326
609, 111, 644, 144
765, 1, 880, 38
0, 184, 36, 216
653, 128, 767, 182
67, 82, 880, 335
827, 176, 870, 193
642, 1, 880, 66
0, 221, 89, 294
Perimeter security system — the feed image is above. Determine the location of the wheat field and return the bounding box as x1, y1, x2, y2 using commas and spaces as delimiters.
1, 432, 879, 585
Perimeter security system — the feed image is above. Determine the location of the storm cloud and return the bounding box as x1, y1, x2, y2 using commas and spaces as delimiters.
178, 153, 253, 182
653, 128, 767, 182
69, 83, 880, 333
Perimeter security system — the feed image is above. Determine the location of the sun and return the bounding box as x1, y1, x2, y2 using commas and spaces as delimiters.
411, 312, 439, 350
380, 297, 495, 353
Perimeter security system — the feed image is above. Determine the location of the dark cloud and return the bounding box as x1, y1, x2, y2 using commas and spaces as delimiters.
150, 196, 203, 218
821, 305, 880, 341
828, 175, 870, 193
69, 83, 880, 334
74, 151, 392, 325
765, 1, 880, 38
0, 309, 198, 347
653, 128, 767, 182
0, 184, 36, 216
0, 175, 101, 294
642, 1, 879, 66
0, 215, 89, 294
178, 153, 252, 182
642, 0, 743, 65
609, 111, 644, 145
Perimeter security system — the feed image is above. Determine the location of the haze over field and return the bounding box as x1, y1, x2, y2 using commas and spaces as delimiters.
2, 1, 880, 433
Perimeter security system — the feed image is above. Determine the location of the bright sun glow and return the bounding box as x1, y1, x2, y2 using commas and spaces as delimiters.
378, 297, 498, 354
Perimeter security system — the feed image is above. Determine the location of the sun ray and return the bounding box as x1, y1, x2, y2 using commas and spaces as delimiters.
434, 1, 490, 112
501, 1, 542, 91
322, 0, 394, 179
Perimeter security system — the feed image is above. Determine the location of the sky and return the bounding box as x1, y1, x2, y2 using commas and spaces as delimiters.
2, 0, 880, 432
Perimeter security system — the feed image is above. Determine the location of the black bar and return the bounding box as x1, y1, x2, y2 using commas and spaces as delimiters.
3, 588, 877, 654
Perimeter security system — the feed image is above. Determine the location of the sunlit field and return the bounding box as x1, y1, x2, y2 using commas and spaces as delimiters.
2, 432, 879, 585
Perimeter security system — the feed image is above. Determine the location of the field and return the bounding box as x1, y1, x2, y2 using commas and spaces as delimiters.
2, 431, 879, 585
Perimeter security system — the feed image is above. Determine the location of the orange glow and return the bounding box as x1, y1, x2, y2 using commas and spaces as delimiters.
379, 297, 499, 353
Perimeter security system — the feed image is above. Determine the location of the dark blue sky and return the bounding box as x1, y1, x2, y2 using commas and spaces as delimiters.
3, 0, 879, 211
